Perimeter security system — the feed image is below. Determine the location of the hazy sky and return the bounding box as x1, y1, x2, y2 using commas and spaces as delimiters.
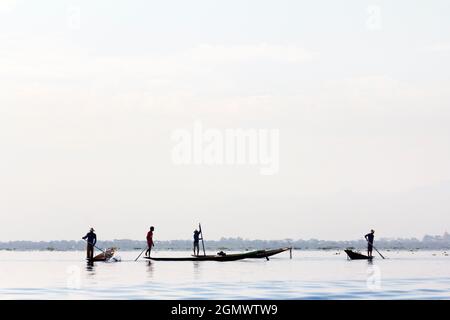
1, 0, 450, 241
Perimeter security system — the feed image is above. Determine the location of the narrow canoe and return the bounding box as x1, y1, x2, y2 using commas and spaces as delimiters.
344, 249, 374, 260
144, 247, 291, 262
251, 247, 292, 259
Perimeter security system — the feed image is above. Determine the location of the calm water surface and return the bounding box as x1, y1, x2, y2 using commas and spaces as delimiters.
0, 250, 449, 299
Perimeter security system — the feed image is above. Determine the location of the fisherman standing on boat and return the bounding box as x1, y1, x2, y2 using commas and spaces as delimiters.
82, 228, 97, 260
193, 229, 201, 256
145, 226, 155, 257
365, 229, 375, 257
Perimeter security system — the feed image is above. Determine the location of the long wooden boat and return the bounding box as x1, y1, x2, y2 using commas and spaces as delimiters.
251, 247, 292, 259
344, 249, 374, 260
144, 247, 291, 262
88, 248, 116, 262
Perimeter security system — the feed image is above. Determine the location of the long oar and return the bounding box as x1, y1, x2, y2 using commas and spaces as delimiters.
366, 239, 386, 259
373, 245, 386, 259
134, 246, 148, 261
199, 223, 206, 256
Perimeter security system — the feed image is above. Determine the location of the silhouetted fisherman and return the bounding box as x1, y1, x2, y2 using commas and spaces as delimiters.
193, 229, 201, 256
82, 228, 97, 260
145, 226, 155, 257
365, 229, 375, 257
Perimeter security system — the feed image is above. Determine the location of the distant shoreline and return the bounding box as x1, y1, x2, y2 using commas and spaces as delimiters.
1, 248, 449, 253
1, 233, 449, 251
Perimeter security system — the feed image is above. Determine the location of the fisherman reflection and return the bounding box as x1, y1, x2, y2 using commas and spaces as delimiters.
85, 260, 95, 273
146, 260, 155, 279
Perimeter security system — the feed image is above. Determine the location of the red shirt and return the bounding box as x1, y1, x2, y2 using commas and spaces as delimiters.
146, 231, 153, 246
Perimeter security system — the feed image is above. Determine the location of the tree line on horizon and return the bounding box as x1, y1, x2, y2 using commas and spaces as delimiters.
0, 233, 449, 251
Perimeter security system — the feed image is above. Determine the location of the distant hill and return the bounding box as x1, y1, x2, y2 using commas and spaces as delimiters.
1, 233, 449, 251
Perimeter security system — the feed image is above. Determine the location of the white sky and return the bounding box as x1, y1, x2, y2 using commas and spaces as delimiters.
1, 0, 450, 241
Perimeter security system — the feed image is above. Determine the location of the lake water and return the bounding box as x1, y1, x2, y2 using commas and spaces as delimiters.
0, 250, 449, 299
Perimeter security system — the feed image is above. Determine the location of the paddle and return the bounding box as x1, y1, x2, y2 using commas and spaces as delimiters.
366, 239, 386, 259
134, 246, 147, 261
373, 245, 386, 259
199, 223, 206, 256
